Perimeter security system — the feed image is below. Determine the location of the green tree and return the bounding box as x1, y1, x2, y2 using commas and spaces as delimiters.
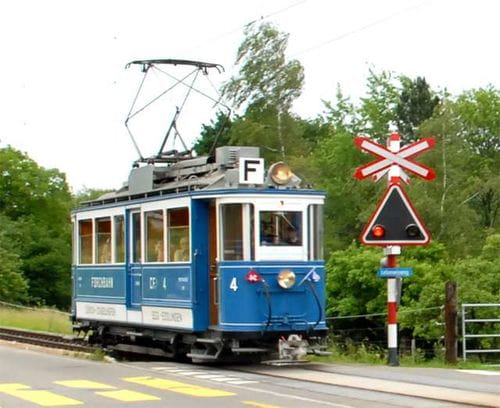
454, 234, 500, 305
0, 247, 27, 303
399, 236, 500, 343
0, 147, 73, 308
312, 131, 382, 252
227, 108, 309, 162
0, 215, 29, 303
9, 216, 71, 307
325, 244, 388, 344
192, 111, 232, 156
223, 21, 304, 111
359, 69, 399, 141
453, 87, 500, 230
222, 22, 305, 162
73, 187, 114, 207
326, 244, 385, 317
0, 147, 70, 225
395, 76, 439, 141
398, 244, 452, 341
455, 86, 500, 157
417, 88, 500, 255
326, 71, 438, 143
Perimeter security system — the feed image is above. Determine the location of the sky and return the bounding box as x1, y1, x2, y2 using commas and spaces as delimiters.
0, 0, 498, 192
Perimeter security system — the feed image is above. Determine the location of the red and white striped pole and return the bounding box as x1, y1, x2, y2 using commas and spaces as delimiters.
386, 249, 400, 366
387, 132, 401, 366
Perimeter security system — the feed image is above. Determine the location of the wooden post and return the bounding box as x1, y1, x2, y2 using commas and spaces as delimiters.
444, 281, 458, 364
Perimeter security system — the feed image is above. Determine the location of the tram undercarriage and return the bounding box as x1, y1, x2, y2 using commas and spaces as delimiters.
75, 321, 329, 363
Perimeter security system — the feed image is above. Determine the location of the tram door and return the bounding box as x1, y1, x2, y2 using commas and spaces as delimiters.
127, 209, 143, 308
208, 203, 219, 326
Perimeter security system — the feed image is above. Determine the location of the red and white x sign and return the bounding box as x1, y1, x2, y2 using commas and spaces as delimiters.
354, 136, 436, 181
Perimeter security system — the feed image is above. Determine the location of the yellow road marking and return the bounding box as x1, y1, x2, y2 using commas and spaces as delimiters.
96, 389, 161, 402
0, 383, 82, 406
242, 401, 282, 408
54, 380, 116, 389
55, 379, 160, 402
123, 376, 236, 397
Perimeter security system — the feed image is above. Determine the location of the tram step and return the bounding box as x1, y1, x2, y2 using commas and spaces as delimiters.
186, 352, 219, 360
231, 347, 269, 353
311, 349, 332, 356
195, 338, 222, 344
108, 344, 171, 357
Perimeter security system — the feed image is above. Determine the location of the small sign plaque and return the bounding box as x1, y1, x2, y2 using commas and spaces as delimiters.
377, 268, 413, 278
239, 158, 264, 184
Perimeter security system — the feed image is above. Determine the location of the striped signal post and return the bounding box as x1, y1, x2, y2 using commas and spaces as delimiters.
386, 132, 402, 366
385, 247, 400, 366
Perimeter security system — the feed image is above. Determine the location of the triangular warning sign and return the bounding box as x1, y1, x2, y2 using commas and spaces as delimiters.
361, 184, 430, 246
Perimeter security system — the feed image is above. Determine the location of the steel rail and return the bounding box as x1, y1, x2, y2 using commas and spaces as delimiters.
0, 326, 97, 354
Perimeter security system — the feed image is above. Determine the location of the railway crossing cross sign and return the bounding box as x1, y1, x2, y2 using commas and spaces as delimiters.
354, 135, 436, 182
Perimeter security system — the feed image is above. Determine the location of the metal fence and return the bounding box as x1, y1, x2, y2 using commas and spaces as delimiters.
461, 303, 500, 362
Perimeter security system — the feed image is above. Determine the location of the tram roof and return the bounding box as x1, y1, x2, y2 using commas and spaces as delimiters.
74, 187, 325, 213
75, 146, 324, 212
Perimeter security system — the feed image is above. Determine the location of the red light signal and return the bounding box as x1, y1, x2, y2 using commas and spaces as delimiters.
372, 225, 386, 238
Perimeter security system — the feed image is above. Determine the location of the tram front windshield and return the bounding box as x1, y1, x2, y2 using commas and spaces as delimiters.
260, 211, 302, 246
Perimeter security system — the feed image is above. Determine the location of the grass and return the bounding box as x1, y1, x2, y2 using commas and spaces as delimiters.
0, 304, 73, 335
310, 342, 500, 370
0, 303, 108, 361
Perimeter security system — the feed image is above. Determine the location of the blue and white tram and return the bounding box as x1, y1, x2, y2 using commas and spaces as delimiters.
71, 146, 327, 362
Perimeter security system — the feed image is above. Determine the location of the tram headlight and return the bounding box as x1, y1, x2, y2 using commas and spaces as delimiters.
269, 162, 293, 185
277, 269, 296, 289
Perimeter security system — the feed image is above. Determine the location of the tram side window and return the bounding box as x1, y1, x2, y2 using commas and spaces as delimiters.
260, 211, 302, 246
308, 204, 324, 260
168, 208, 189, 262
145, 210, 164, 262
96, 217, 111, 264
79, 219, 93, 264
114, 215, 125, 263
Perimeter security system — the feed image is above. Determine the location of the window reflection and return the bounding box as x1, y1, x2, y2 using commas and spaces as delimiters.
168, 208, 189, 262
145, 210, 164, 262
114, 215, 125, 263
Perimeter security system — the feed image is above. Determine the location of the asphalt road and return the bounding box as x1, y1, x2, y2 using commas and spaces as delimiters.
0, 342, 498, 407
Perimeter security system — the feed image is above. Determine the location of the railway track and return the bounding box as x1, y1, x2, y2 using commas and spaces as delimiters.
0, 326, 97, 354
